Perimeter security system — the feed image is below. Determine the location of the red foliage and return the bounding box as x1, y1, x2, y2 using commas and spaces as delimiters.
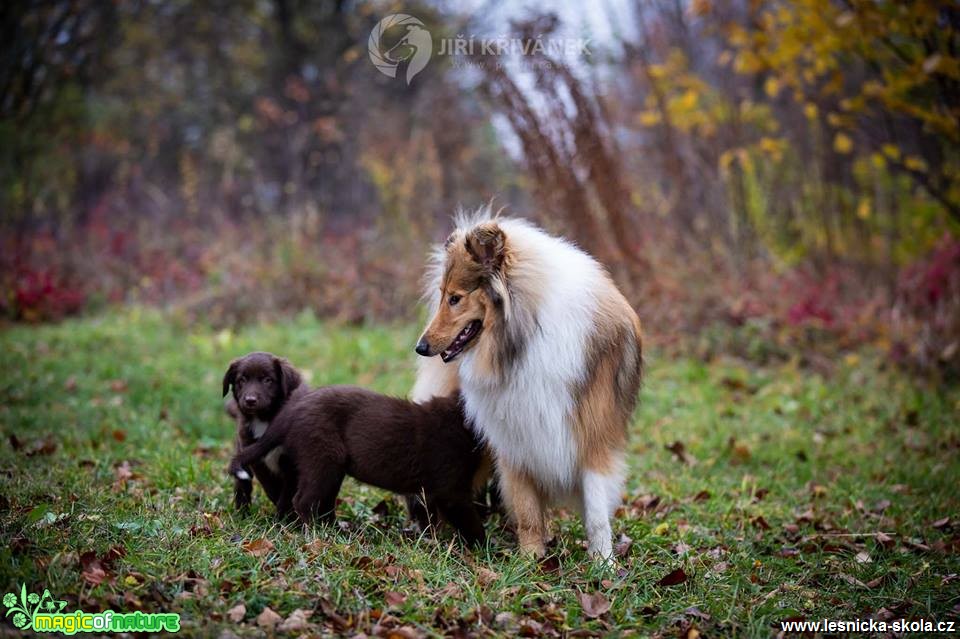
11, 267, 86, 322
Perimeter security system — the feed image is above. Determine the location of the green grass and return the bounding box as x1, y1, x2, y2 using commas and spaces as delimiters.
1, 310, 958, 637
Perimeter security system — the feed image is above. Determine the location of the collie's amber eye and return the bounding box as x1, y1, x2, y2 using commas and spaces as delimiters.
448, 294, 461, 306
262, 377, 272, 385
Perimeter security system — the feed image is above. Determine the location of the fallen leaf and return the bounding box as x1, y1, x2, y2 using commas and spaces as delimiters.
931, 517, 951, 529
109, 379, 128, 393
477, 567, 499, 587
577, 591, 611, 618
693, 490, 711, 502
436, 582, 462, 599
112, 429, 127, 442
64, 376, 78, 391
614, 533, 633, 557
855, 551, 872, 564
25, 436, 58, 457
385, 591, 407, 607
658, 567, 688, 586
666, 441, 697, 466
241, 538, 275, 557
866, 575, 886, 588
256, 606, 282, 629
317, 598, 351, 630
752, 516, 771, 530
226, 604, 245, 623
839, 573, 869, 589
79, 551, 108, 586
278, 608, 312, 632
873, 499, 891, 513
539, 556, 561, 574
485, 611, 514, 631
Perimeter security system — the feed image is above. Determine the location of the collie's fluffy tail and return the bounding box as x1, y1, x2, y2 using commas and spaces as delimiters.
227, 426, 284, 479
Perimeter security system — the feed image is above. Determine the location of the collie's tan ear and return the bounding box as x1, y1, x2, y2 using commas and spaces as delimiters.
465, 223, 506, 273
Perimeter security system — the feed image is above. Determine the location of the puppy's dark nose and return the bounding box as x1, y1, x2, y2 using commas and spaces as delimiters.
243, 396, 257, 408
415, 338, 431, 356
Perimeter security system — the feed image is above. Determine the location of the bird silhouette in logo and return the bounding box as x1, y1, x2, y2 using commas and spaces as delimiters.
368, 15, 432, 84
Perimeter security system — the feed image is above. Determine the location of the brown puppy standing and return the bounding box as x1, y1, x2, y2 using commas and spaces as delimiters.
222, 352, 303, 511
228, 387, 487, 546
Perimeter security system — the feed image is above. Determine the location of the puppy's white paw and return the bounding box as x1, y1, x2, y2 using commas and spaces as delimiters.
235, 469, 251, 481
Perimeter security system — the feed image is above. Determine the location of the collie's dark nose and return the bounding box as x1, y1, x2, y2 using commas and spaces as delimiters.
243, 395, 258, 408
415, 338, 431, 356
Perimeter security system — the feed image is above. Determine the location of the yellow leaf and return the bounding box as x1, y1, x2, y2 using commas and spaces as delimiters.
904, 155, 928, 172
833, 133, 854, 154
803, 103, 818, 120
654, 522, 670, 536
679, 89, 698, 110
638, 110, 661, 127
871, 153, 886, 169
881, 144, 900, 161
764, 77, 780, 98
856, 198, 871, 220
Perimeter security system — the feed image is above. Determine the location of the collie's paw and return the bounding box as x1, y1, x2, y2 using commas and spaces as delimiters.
588, 539, 614, 562
518, 539, 547, 558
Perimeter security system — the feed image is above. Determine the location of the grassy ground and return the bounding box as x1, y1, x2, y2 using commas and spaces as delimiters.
1, 310, 958, 637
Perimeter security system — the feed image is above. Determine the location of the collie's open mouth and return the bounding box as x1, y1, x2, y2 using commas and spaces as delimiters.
441, 320, 482, 362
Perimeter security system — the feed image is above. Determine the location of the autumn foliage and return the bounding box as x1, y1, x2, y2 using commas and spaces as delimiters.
1, 1, 958, 375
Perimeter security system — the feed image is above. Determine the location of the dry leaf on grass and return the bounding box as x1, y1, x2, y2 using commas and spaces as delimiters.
665, 441, 697, 466
384, 591, 407, 607
577, 591, 611, 618
256, 606, 282, 629
277, 608, 312, 632
241, 538, 275, 557
477, 567, 499, 587
226, 604, 245, 623
658, 567, 688, 586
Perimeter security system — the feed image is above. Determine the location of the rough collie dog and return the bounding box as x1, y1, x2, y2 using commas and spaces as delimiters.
413, 211, 643, 559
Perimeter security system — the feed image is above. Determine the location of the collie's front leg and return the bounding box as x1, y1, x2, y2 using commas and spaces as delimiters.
499, 463, 547, 557
581, 468, 624, 559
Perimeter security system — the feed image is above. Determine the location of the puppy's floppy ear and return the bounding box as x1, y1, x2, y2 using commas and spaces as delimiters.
465, 223, 506, 274
273, 356, 303, 399
222, 360, 239, 397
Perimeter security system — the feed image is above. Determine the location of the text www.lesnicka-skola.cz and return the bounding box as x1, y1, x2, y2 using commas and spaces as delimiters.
780, 618, 956, 634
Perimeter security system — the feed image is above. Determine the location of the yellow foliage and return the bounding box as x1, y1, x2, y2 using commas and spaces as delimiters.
638, 110, 661, 127
833, 132, 853, 154
881, 144, 900, 161
764, 77, 780, 98
904, 155, 928, 173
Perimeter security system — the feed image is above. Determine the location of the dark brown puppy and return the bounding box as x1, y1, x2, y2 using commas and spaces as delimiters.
229, 387, 487, 546
222, 352, 303, 511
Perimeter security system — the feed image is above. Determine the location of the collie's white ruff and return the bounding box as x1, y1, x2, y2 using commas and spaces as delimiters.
415, 214, 637, 558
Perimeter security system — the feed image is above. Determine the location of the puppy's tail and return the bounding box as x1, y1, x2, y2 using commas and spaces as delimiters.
227, 427, 284, 479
